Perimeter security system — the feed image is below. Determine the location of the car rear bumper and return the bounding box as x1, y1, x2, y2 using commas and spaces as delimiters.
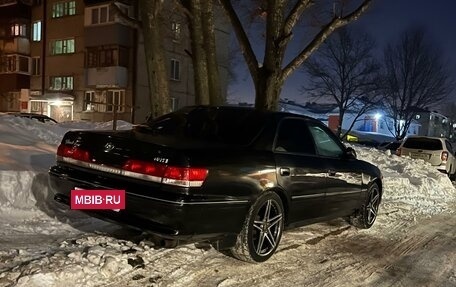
48, 165, 249, 242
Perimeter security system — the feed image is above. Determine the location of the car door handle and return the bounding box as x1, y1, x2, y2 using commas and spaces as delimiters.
279, 167, 291, 176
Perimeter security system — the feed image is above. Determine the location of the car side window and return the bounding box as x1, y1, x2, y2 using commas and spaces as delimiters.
274, 118, 316, 155
307, 123, 344, 157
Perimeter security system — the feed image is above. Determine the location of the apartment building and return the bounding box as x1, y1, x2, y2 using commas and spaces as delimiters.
0, 0, 230, 123
0, 0, 32, 112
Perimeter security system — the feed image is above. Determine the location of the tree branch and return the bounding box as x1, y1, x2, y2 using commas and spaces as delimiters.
281, 0, 313, 43
281, 0, 372, 82
219, 0, 259, 83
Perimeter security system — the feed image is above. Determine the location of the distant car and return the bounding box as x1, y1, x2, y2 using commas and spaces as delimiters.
397, 136, 456, 180
378, 141, 402, 154
49, 106, 383, 263
11, 113, 58, 124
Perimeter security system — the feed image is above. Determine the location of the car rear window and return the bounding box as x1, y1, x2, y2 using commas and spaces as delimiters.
403, 138, 442, 150
146, 107, 268, 146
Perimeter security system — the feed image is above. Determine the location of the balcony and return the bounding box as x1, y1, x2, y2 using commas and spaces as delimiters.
0, 37, 30, 54
0, 1, 31, 18
86, 66, 128, 88
0, 0, 17, 7
84, 23, 133, 47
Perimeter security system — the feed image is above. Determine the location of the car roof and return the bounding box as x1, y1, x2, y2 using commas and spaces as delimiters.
9, 112, 48, 117
404, 135, 447, 141
183, 105, 320, 123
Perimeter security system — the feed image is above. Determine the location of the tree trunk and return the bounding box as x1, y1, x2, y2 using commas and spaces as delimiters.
139, 0, 170, 118
201, 0, 222, 105
255, 68, 283, 111
337, 108, 345, 138
188, 0, 210, 105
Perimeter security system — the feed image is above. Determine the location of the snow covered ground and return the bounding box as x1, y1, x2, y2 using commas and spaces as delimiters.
0, 114, 455, 287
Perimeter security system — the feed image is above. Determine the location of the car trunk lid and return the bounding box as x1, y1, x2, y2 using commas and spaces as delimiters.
57, 129, 208, 188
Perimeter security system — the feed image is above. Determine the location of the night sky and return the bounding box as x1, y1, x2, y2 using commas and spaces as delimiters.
228, 0, 456, 105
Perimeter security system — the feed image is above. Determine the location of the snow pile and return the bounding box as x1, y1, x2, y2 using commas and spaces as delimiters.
0, 114, 132, 146
355, 146, 456, 217
1, 235, 163, 287
0, 115, 132, 214
0, 171, 37, 210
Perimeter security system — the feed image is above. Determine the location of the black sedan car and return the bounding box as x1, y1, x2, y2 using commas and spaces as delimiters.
49, 106, 382, 262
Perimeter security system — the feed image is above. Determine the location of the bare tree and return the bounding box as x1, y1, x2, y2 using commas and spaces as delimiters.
176, 0, 223, 105
139, 0, 171, 118
219, 0, 372, 111
303, 27, 380, 138
382, 29, 453, 140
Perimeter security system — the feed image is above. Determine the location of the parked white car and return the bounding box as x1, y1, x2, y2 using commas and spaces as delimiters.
397, 136, 456, 180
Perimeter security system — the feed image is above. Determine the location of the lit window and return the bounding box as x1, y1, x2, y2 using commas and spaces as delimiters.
32, 21, 41, 41
51, 39, 75, 55
170, 59, 180, 80
50, 76, 74, 90
52, 1, 76, 18
10, 23, 26, 37
171, 22, 181, 41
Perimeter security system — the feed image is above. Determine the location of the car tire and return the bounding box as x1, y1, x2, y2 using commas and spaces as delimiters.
230, 191, 284, 263
449, 165, 456, 181
349, 183, 381, 229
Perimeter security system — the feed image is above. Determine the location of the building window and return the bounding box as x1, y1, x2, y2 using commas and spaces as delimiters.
88, 4, 129, 26
10, 23, 27, 37
171, 22, 181, 41
170, 59, 180, 80
106, 90, 125, 112
51, 38, 75, 55
83, 90, 125, 112
91, 5, 111, 24
52, 1, 76, 18
0, 55, 30, 74
86, 49, 98, 67
32, 21, 41, 41
99, 48, 116, 66
170, 97, 179, 112
32, 57, 41, 75
85, 46, 128, 67
1, 56, 15, 73
84, 91, 95, 111
50, 76, 74, 90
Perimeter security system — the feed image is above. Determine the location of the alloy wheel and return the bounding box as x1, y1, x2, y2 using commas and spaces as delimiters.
366, 186, 380, 225
251, 199, 283, 257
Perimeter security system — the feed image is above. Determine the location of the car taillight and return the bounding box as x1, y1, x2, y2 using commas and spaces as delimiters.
441, 151, 448, 162
122, 160, 208, 187
57, 144, 91, 162
123, 159, 166, 178
163, 166, 209, 187
396, 148, 401, 156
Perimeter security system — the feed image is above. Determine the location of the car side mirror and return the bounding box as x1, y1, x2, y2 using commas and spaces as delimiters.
345, 147, 357, 159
